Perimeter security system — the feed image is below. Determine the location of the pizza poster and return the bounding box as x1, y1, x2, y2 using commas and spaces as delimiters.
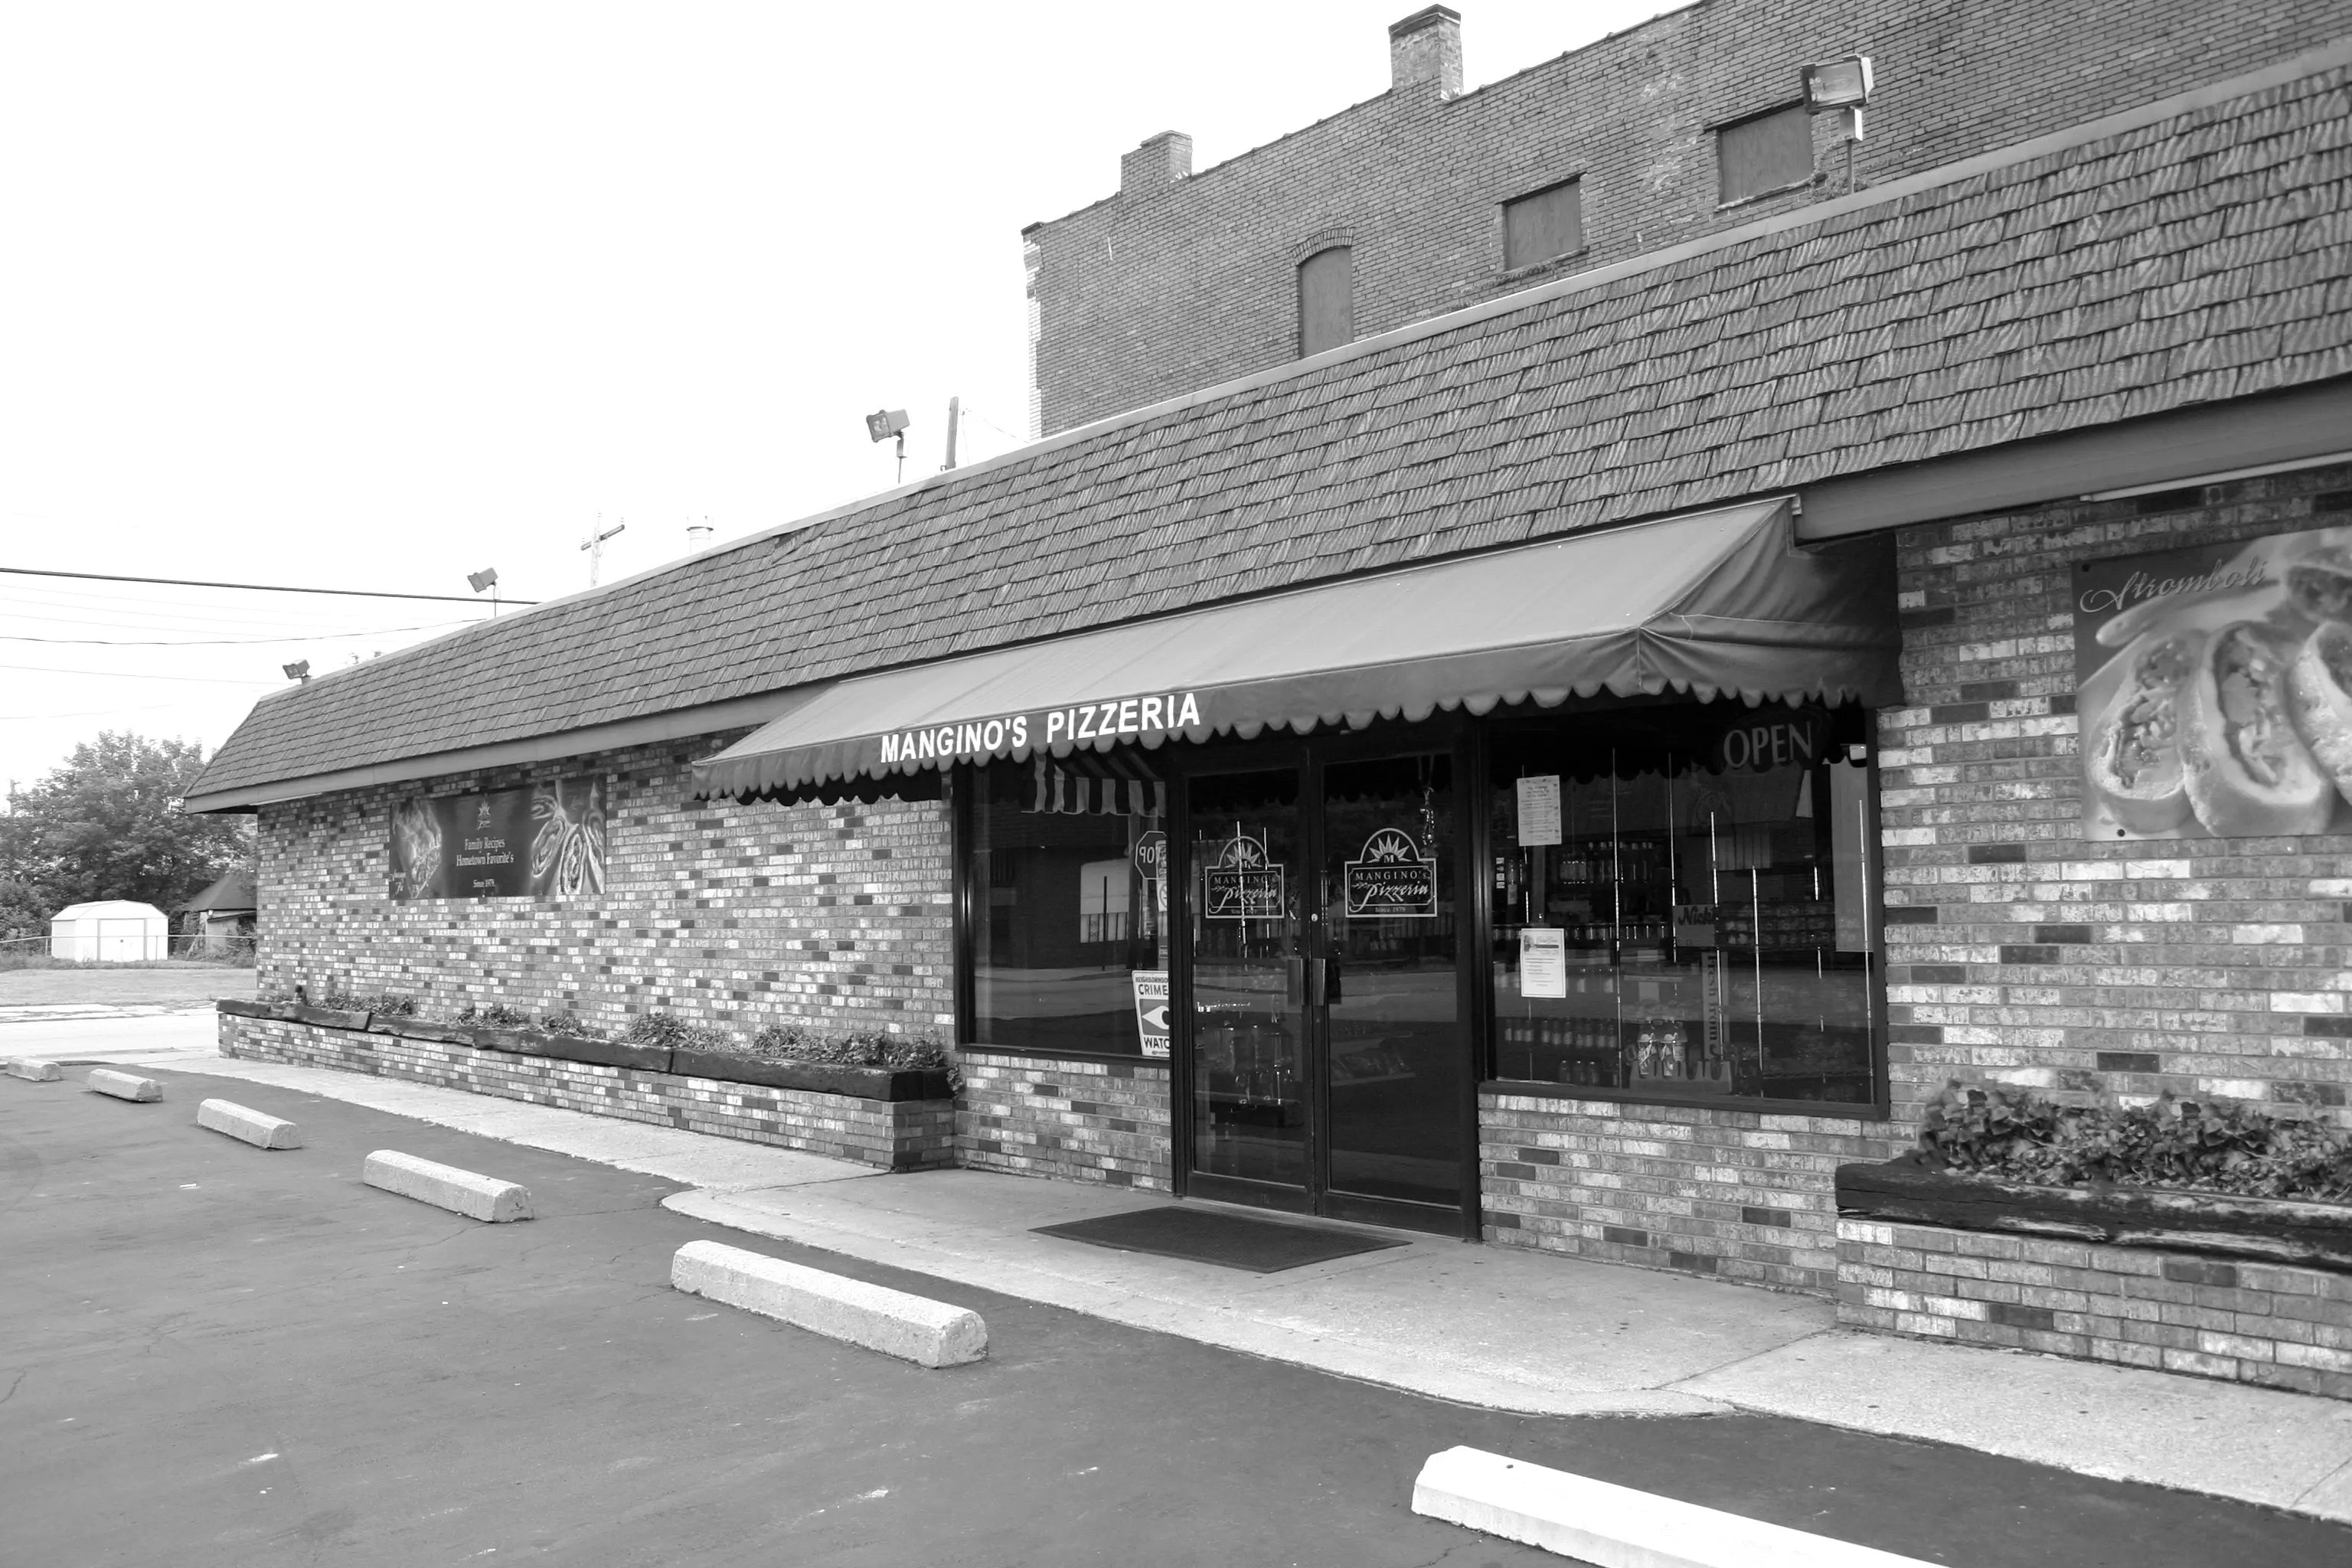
2074, 525, 2352, 840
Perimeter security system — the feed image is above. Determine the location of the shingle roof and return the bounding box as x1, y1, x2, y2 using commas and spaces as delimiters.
191, 54, 2352, 802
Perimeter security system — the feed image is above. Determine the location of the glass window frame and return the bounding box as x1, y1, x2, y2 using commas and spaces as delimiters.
951, 760, 1171, 1067
1470, 699, 1891, 1122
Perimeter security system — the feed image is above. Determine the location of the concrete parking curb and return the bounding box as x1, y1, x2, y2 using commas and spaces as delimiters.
2, 1057, 64, 1082
196, 1098, 302, 1149
1411, 1446, 1942, 1567
671, 1240, 988, 1368
87, 1069, 162, 1102
362, 1150, 532, 1221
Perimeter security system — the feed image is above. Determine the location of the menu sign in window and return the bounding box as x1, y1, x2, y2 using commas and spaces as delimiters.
1342, 828, 1438, 918
388, 777, 607, 900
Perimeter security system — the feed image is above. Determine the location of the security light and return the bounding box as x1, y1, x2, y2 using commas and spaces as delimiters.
865, 408, 910, 443
1802, 56, 1873, 110
467, 568, 499, 593
283, 660, 310, 682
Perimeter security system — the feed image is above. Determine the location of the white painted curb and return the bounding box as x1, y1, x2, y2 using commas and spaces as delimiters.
671, 1240, 987, 1368
2, 1057, 64, 1082
87, 1068, 162, 1102
197, 1098, 302, 1150
362, 1149, 532, 1222
1411, 1446, 1940, 1567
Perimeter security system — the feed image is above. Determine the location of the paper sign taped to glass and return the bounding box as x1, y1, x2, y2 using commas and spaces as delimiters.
1518, 926, 1567, 998
1132, 969, 1170, 1057
2075, 524, 2352, 840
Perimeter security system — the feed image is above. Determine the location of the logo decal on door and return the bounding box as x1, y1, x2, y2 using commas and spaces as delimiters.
1344, 828, 1437, 917
1204, 831, 1285, 919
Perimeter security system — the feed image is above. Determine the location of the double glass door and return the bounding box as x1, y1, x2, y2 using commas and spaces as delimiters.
1178, 742, 1471, 1235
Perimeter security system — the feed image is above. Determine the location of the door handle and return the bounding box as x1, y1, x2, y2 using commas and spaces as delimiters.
1307, 956, 1327, 1007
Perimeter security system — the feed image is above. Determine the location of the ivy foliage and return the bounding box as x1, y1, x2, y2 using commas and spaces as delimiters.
1920, 1080, 2352, 1203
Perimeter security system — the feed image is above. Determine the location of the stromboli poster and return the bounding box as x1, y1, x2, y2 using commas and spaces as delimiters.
387, 777, 608, 900
2075, 525, 2352, 840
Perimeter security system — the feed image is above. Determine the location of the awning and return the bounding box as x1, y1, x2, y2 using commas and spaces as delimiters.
694, 498, 1899, 801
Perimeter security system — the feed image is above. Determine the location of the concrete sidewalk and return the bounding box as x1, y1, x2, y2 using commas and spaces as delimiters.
14, 1013, 2352, 1526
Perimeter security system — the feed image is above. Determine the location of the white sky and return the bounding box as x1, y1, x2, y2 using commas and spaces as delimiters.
0, 2, 1671, 792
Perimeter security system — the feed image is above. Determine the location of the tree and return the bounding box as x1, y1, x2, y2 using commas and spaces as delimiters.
0, 733, 254, 937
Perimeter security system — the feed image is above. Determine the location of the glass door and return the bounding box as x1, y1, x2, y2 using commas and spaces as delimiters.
1176, 740, 1473, 1234
1184, 766, 1310, 1204
1318, 752, 1463, 1220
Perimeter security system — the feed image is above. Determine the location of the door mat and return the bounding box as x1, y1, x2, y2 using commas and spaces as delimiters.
1032, 1205, 1409, 1273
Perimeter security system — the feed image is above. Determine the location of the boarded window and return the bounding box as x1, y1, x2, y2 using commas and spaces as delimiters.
1297, 247, 1353, 358
1717, 103, 1813, 204
1502, 180, 1583, 271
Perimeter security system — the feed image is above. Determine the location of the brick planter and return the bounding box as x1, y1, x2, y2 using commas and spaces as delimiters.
217, 1000, 954, 1171
1835, 1159, 2352, 1400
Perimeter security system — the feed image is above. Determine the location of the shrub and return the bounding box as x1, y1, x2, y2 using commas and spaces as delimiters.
456, 1001, 533, 1029
536, 1007, 603, 1039
1920, 1080, 2352, 1203
622, 1011, 736, 1052
321, 988, 416, 1017
747, 1024, 952, 1073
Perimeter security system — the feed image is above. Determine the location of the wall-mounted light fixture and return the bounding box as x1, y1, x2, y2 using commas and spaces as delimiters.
867, 407, 912, 484
1803, 55, 1874, 137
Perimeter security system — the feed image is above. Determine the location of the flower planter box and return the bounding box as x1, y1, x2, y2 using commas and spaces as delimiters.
1834, 1155, 2352, 1400
217, 1000, 955, 1171
1837, 1154, 2352, 1272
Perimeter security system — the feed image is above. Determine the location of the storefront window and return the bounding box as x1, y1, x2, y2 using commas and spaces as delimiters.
967, 759, 1168, 1057
1488, 701, 1881, 1107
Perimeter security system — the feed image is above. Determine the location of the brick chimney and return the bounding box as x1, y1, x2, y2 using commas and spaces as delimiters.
1120, 131, 1194, 197
1389, 6, 1462, 96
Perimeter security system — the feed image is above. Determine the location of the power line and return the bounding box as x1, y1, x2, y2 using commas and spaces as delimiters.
0, 661, 276, 685
0, 620, 475, 648
0, 565, 539, 606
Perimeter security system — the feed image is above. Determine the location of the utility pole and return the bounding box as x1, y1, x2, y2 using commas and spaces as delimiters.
581, 518, 626, 586
942, 396, 961, 472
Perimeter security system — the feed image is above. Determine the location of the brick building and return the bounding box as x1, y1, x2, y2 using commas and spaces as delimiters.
194, 5, 2352, 1396
1024, 0, 2350, 436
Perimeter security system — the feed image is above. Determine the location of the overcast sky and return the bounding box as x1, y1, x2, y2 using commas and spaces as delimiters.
1, 1, 1671, 793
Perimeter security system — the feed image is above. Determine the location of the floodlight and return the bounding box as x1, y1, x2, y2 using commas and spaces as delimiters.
467, 567, 499, 593
283, 660, 310, 682
1802, 57, 1873, 109
866, 408, 910, 443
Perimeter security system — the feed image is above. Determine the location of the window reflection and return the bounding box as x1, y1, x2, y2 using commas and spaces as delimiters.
1489, 701, 1880, 1105
970, 759, 1166, 1057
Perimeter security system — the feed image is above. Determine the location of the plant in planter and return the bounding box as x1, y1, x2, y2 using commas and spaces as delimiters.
747, 1024, 953, 1073
455, 1001, 534, 1030
622, 1011, 737, 1052
1918, 1080, 2352, 1203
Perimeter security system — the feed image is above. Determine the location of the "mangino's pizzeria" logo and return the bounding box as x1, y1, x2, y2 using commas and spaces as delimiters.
877, 691, 1204, 767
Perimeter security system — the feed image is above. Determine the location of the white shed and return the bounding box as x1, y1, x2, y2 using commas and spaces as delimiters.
49, 900, 172, 962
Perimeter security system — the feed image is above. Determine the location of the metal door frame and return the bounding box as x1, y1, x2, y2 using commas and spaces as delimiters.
1168, 717, 1483, 1240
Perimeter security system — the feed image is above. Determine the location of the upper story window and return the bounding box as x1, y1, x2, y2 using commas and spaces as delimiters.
1502, 179, 1583, 271
1297, 246, 1354, 358
1717, 103, 1813, 204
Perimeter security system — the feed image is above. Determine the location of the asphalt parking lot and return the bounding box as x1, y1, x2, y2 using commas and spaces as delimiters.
5, 1066, 2347, 1566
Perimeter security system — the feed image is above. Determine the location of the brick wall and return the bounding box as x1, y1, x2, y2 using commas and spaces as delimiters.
1839, 1217, 2352, 1400
255, 735, 954, 1041
1882, 461, 2352, 1129
1029, 0, 2344, 434
1480, 1093, 1904, 1295
958, 1050, 1174, 1191
221, 1012, 956, 1171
